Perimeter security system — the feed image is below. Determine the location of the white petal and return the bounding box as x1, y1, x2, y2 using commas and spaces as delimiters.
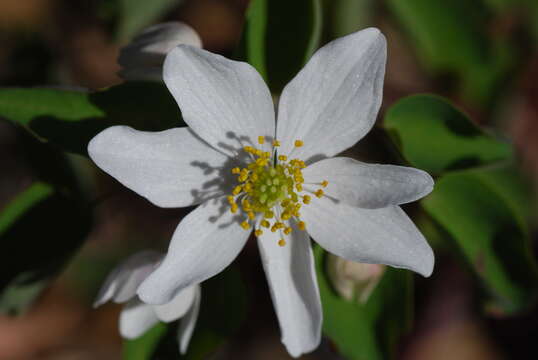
119, 298, 160, 339
163, 45, 275, 157
302, 157, 434, 209
302, 198, 434, 277
94, 250, 162, 307
257, 220, 322, 358
153, 285, 197, 322
88, 126, 230, 208
138, 196, 249, 304
178, 285, 201, 354
276, 28, 386, 162
118, 22, 202, 82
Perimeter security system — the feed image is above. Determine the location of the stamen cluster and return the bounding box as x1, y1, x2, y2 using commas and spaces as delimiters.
227, 137, 328, 246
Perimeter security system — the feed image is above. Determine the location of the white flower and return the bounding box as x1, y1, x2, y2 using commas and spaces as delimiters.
118, 21, 202, 81
88, 28, 434, 357
94, 250, 200, 354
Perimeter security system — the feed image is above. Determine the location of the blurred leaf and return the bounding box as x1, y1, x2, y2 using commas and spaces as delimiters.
328, 0, 375, 37
117, 0, 182, 42
0, 129, 92, 315
0, 186, 92, 314
386, 0, 488, 71
124, 323, 168, 360
385, 0, 515, 105
150, 267, 247, 359
384, 95, 513, 175
315, 246, 412, 360
240, 0, 323, 93
0, 182, 53, 236
422, 166, 538, 314
0, 82, 182, 156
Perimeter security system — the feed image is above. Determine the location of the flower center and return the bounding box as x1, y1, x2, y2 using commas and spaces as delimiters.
227, 136, 328, 247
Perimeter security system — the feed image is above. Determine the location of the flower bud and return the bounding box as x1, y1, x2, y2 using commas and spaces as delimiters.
327, 254, 385, 304
118, 22, 202, 81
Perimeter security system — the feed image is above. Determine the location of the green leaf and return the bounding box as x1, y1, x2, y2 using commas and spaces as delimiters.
385, 0, 515, 105
422, 166, 538, 314
384, 95, 513, 175
0, 182, 53, 237
0, 186, 92, 314
124, 323, 167, 360
0, 130, 92, 315
0, 82, 182, 156
240, 0, 323, 93
148, 267, 247, 359
315, 246, 413, 360
116, 0, 183, 42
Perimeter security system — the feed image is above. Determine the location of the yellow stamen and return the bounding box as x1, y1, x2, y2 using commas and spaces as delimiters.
278, 239, 286, 247
315, 189, 324, 198
227, 136, 314, 242
321, 180, 329, 188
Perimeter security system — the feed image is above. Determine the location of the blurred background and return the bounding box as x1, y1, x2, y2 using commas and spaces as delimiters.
1, 0, 538, 359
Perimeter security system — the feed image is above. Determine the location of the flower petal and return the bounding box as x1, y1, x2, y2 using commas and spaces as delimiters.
276, 28, 386, 162
154, 285, 197, 322
138, 196, 249, 304
88, 126, 230, 208
119, 298, 160, 339
93, 250, 162, 307
163, 45, 275, 156
302, 157, 434, 208
118, 22, 202, 81
178, 285, 201, 354
302, 197, 434, 277
257, 220, 322, 358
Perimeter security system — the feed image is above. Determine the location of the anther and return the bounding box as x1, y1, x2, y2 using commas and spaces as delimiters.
240, 221, 251, 230
258, 136, 265, 144
278, 239, 286, 247
298, 221, 306, 230
294, 140, 304, 147
321, 180, 329, 188
315, 189, 324, 198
